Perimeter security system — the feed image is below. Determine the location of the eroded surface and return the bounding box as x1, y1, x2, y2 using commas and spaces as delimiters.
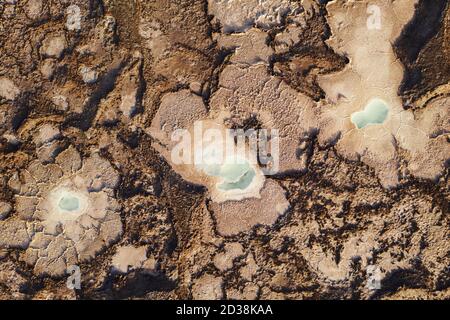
315, 0, 449, 188
0, 0, 448, 300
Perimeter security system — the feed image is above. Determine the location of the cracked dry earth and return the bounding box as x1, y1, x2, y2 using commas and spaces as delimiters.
0, 0, 448, 300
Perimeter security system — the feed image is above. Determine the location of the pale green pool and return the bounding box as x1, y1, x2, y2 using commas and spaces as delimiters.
218, 162, 256, 191
351, 98, 389, 129
196, 150, 256, 191
58, 195, 80, 211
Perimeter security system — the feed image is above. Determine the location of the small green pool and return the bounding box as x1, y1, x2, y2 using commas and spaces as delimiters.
218, 162, 256, 191
351, 98, 389, 129
196, 150, 256, 191
58, 195, 80, 212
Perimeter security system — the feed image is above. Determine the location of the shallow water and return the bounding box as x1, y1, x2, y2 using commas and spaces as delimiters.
218, 165, 256, 191
351, 98, 389, 129
58, 194, 80, 211
196, 151, 257, 191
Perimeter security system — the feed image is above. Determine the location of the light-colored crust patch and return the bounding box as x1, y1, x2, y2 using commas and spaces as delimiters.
317, 0, 449, 187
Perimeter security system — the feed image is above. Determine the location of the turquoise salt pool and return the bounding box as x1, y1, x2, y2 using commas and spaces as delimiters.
218, 162, 256, 191
58, 194, 80, 211
351, 98, 389, 129
196, 150, 257, 191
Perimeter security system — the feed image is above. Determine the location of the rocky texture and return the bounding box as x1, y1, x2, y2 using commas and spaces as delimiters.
111, 245, 157, 275
0, 201, 12, 220
316, 0, 449, 188
210, 179, 290, 236
208, 0, 303, 33
0, 78, 20, 101
5, 146, 122, 277
213, 242, 245, 272
210, 63, 317, 174
0, 0, 448, 301
192, 274, 224, 300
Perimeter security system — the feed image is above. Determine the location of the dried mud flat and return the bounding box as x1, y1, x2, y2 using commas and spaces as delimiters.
0, 0, 448, 300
